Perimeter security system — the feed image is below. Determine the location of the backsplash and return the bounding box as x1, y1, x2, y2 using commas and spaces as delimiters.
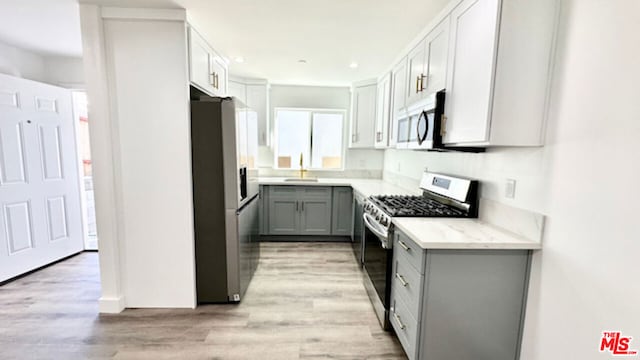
382, 147, 548, 215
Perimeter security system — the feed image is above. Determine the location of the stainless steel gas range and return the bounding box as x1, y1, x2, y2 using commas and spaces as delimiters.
361, 172, 479, 330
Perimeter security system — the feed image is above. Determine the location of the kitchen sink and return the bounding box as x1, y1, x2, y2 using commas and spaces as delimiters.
284, 178, 318, 182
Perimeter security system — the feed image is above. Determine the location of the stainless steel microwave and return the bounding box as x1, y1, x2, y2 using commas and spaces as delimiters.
396, 90, 446, 150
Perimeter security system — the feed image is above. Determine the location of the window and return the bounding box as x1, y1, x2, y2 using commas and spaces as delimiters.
274, 108, 345, 170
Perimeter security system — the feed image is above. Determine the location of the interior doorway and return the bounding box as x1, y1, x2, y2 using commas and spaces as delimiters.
72, 91, 98, 250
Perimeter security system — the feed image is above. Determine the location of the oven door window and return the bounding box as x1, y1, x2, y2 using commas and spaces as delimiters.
363, 225, 392, 307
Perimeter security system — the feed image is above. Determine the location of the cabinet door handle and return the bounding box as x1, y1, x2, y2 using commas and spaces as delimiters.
441, 115, 448, 136
210, 72, 215, 86
376, 131, 382, 141
398, 240, 410, 251
301, 202, 304, 212
416, 76, 421, 94
216, 73, 220, 89
296, 201, 299, 212
393, 312, 406, 330
395, 273, 408, 287
420, 74, 427, 92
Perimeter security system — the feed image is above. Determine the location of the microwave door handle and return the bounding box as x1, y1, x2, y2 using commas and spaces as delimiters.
417, 111, 429, 145
363, 213, 388, 239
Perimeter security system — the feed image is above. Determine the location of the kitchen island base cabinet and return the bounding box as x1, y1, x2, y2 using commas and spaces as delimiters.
391, 230, 531, 360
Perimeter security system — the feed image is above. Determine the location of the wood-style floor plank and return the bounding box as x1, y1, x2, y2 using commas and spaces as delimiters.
0, 242, 406, 359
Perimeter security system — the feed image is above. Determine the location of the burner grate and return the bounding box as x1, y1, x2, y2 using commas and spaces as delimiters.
370, 195, 465, 217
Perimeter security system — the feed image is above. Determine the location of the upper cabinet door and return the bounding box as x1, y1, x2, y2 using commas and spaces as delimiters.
349, 83, 377, 148
375, 73, 392, 148
406, 39, 427, 106
443, 0, 500, 144
209, 54, 228, 97
245, 84, 269, 146
188, 28, 215, 95
228, 80, 247, 103
424, 17, 450, 95
389, 58, 408, 148
188, 27, 229, 97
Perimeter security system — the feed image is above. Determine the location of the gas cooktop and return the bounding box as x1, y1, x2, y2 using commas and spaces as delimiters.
369, 195, 465, 217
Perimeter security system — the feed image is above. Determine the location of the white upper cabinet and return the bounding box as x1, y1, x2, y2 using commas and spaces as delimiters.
389, 58, 408, 148
443, 0, 499, 145
423, 18, 450, 95
349, 80, 377, 148
375, 73, 392, 148
228, 78, 270, 146
406, 40, 427, 106
246, 83, 269, 146
228, 80, 246, 101
188, 27, 228, 97
406, 18, 450, 107
443, 0, 557, 146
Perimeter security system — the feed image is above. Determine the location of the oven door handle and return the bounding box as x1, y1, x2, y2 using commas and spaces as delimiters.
363, 213, 388, 240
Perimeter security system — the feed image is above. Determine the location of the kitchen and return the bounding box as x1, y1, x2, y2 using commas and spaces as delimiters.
0, 0, 638, 359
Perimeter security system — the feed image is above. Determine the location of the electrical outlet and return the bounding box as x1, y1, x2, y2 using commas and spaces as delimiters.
505, 179, 516, 199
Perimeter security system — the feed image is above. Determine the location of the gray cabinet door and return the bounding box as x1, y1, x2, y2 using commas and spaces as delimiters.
268, 198, 299, 235
299, 199, 332, 235
331, 187, 353, 235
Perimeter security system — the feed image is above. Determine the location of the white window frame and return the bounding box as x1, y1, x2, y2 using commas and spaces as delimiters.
273, 107, 347, 171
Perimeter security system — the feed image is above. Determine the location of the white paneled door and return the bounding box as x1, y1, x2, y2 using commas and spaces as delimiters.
0, 74, 84, 282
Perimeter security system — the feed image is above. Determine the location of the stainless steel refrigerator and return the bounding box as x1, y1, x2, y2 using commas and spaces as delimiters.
190, 94, 260, 303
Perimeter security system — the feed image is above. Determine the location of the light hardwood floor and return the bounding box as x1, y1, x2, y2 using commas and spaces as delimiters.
0, 242, 406, 359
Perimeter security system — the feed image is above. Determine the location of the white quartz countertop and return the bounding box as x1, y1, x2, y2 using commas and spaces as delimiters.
392, 217, 542, 250
257, 177, 421, 197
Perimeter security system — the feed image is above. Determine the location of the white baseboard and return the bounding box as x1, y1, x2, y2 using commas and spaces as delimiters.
99, 295, 125, 313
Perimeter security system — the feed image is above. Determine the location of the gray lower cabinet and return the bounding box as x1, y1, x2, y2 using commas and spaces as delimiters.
268, 197, 299, 235
299, 199, 332, 235
332, 187, 353, 236
265, 185, 338, 236
390, 229, 531, 360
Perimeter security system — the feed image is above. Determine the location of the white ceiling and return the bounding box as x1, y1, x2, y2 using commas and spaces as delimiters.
179, 0, 452, 86
0, 0, 451, 85
0, 0, 83, 57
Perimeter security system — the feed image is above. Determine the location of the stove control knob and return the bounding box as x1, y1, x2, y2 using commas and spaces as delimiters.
380, 217, 388, 226
375, 214, 381, 221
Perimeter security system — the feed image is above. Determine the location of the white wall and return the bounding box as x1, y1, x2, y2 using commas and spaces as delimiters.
520, 1, 640, 358
44, 56, 85, 88
0, 41, 46, 81
80, 7, 196, 310
261, 84, 384, 177
383, 0, 640, 358
0, 41, 84, 88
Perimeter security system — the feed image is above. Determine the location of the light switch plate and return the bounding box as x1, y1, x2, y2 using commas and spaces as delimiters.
505, 179, 516, 199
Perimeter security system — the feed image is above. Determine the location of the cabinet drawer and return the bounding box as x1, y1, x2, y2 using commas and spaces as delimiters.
392, 256, 423, 318
394, 230, 426, 274
390, 296, 419, 360
268, 186, 297, 198
299, 186, 331, 199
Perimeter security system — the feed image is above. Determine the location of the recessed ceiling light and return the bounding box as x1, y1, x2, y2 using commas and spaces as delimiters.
349, 62, 359, 69
234, 56, 245, 63
298, 59, 307, 64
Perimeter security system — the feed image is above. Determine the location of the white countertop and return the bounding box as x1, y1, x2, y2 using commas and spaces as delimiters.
392, 217, 541, 250
258, 177, 541, 250
257, 177, 421, 197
